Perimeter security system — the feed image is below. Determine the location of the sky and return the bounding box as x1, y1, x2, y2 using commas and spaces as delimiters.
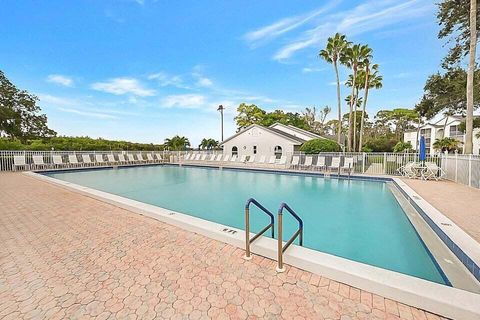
0, 0, 447, 146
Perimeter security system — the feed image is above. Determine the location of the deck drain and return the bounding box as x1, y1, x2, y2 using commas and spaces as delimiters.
441, 222, 452, 226
168, 212, 176, 216
222, 228, 237, 234
412, 195, 422, 200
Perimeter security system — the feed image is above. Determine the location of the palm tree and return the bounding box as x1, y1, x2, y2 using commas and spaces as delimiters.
465, 0, 477, 154
433, 137, 462, 153
164, 135, 190, 151
358, 64, 382, 151
319, 33, 351, 146
199, 138, 219, 150
343, 44, 371, 151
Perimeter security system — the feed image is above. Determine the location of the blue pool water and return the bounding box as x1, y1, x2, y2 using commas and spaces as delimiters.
45, 165, 446, 284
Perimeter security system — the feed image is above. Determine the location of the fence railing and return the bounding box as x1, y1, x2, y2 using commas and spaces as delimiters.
2, 150, 479, 189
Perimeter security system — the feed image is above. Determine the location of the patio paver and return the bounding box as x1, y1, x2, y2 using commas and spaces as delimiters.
0, 172, 447, 319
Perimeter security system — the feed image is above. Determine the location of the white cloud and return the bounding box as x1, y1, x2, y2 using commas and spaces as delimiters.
302, 67, 325, 73
46, 74, 74, 87
196, 77, 213, 87
91, 78, 155, 97
246, 0, 433, 61
161, 94, 206, 109
148, 72, 188, 89
243, 1, 339, 48
57, 107, 118, 119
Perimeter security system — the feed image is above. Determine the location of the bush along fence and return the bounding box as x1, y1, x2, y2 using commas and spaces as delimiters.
1, 150, 479, 189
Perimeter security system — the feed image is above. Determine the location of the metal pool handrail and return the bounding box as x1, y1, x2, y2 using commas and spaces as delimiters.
277, 202, 303, 272
244, 198, 275, 260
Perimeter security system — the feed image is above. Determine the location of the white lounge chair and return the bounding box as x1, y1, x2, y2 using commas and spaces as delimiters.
68, 155, 80, 167
184, 153, 192, 161
231, 155, 238, 162
95, 154, 106, 165
13, 155, 28, 171
146, 154, 155, 163
302, 156, 313, 170
314, 156, 326, 171
239, 155, 247, 163
208, 154, 217, 161
107, 154, 117, 164
290, 156, 300, 169
257, 155, 266, 164
82, 154, 94, 166
118, 154, 128, 165
268, 156, 276, 165
32, 155, 49, 170
194, 154, 201, 161
155, 153, 163, 163
222, 154, 230, 162
127, 154, 137, 164
278, 156, 287, 166
247, 155, 255, 164
214, 154, 223, 161
52, 155, 66, 168
200, 154, 207, 161
329, 157, 341, 173
422, 162, 445, 181
136, 153, 147, 164
341, 158, 354, 174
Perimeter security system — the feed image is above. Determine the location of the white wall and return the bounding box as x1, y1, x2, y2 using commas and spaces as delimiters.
222, 126, 297, 157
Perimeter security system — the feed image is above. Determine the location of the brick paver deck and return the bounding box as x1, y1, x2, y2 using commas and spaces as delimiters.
0, 173, 445, 319
402, 178, 480, 244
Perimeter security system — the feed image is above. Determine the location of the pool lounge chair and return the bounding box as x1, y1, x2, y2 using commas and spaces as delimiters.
95, 154, 107, 166
13, 155, 28, 171
239, 155, 247, 163
214, 154, 223, 161
194, 154, 201, 161
52, 155, 66, 168
277, 156, 287, 167
268, 156, 276, 166
230, 154, 238, 162
200, 154, 207, 161
81, 154, 93, 166
329, 157, 341, 173
341, 157, 354, 174
222, 154, 230, 162
314, 156, 326, 171
302, 156, 313, 170
247, 155, 255, 164
32, 155, 49, 170
127, 154, 137, 164
136, 153, 147, 164
397, 162, 416, 178
146, 154, 155, 163
257, 155, 266, 165
184, 153, 192, 161
422, 162, 445, 181
208, 154, 217, 161
107, 154, 118, 165
68, 155, 80, 167
117, 154, 127, 165
155, 153, 163, 163
290, 156, 300, 169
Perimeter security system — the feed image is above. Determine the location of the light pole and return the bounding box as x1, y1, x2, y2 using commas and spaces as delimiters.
217, 104, 225, 142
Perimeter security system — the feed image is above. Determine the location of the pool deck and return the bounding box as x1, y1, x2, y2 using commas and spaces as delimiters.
0, 173, 447, 320
401, 178, 480, 244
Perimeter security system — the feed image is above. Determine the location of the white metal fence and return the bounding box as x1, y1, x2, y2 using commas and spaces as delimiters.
2, 150, 479, 189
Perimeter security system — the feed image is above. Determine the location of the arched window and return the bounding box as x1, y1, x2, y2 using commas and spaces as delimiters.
274, 146, 282, 159
232, 146, 238, 156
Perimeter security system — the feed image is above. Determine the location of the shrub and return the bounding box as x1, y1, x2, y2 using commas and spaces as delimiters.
363, 137, 398, 152
393, 141, 413, 153
300, 139, 341, 153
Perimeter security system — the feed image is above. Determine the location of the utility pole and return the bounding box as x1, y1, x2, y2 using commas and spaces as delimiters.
217, 105, 225, 142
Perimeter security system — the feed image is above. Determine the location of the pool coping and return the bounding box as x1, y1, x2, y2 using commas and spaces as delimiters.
24, 168, 480, 320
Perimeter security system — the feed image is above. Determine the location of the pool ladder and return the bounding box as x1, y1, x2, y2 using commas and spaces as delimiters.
244, 198, 304, 272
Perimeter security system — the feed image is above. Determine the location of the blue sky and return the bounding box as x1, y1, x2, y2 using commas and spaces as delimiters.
1, 0, 445, 146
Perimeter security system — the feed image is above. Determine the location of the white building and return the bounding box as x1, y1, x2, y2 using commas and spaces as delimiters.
403, 115, 480, 155
220, 123, 328, 158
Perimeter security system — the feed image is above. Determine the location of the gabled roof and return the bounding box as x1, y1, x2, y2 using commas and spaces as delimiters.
220, 124, 307, 146
269, 123, 323, 140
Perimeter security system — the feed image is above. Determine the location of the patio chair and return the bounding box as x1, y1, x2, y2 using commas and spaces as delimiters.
247, 155, 255, 164
277, 156, 287, 167
118, 154, 128, 165
194, 154, 201, 161
222, 154, 230, 162
268, 156, 276, 165
239, 155, 247, 163
200, 154, 207, 161
290, 156, 300, 169
13, 155, 28, 171
314, 156, 326, 171
52, 155, 66, 168
155, 153, 163, 163
68, 155, 80, 167
214, 154, 223, 161
341, 157, 354, 174
32, 155, 49, 170
184, 153, 192, 161
107, 154, 118, 164
257, 155, 266, 164
230, 154, 238, 162
422, 162, 445, 181
82, 154, 94, 166
207, 154, 216, 161
302, 156, 313, 170
146, 154, 155, 163
329, 157, 341, 173
136, 153, 147, 164
95, 154, 106, 165
127, 154, 137, 164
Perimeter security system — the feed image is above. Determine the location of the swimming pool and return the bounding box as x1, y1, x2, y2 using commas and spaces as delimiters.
44, 165, 447, 284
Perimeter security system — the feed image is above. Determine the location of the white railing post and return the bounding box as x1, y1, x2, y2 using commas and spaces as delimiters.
455, 151, 458, 182
362, 153, 366, 174
468, 154, 472, 187
383, 152, 387, 174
